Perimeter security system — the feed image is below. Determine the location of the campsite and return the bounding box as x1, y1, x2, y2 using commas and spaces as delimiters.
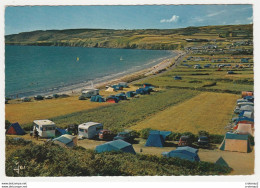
5, 22, 254, 176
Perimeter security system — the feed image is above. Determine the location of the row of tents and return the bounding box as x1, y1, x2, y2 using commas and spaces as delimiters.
219, 92, 254, 153
91, 83, 154, 103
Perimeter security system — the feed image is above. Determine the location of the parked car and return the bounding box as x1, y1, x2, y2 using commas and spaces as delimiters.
198, 136, 209, 146
45, 95, 53, 99
78, 95, 87, 100
99, 130, 114, 140
178, 136, 192, 146
34, 95, 44, 100
67, 124, 78, 135
113, 131, 135, 143
21, 97, 31, 102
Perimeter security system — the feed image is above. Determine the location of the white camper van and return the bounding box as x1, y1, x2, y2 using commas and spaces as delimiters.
33, 119, 56, 138
78, 122, 103, 139
81, 89, 99, 98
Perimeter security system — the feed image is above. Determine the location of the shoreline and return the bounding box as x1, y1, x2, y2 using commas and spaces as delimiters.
7, 50, 186, 99
57, 50, 186, 96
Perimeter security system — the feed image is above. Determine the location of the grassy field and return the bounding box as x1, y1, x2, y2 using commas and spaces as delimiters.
135, 54, 254, 94
131, 92, 240, 134
49, 88, 200, 132
5, 96, 111, 125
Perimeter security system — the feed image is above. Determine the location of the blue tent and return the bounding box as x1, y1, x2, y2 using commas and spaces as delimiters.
95, 140, 136, 154
162, 146, 200, 162
6, 122, 26, 135
145, 130, 171, 147
115, 93, 127, 100
56, 128, 68, 136
53, 134, 76, 148
90, 95, 105, 102
112, 85, 123, 91
174, 76, 182, 80
126, 91, 135, 98
244, 96, 254, 102
235, 117, 254, 124
241, 58, 249, 63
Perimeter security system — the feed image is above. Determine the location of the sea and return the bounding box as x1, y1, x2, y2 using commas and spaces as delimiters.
5, 45, 176, 98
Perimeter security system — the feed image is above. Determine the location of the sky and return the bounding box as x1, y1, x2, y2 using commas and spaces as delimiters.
5, 5, 253, 35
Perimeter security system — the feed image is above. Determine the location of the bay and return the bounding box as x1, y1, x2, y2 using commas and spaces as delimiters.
5, 45, 176, 98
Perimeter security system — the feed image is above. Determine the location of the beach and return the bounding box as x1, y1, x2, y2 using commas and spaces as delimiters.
50, 50, 185, 97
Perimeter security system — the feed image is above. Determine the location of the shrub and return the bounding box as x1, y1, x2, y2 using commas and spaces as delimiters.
5, 120, 11, 130
209, 134, 224, 144
139, 128, 153, 139
182, 132, 197, 142
248, 135, 254, 146
198, 130, 210, 137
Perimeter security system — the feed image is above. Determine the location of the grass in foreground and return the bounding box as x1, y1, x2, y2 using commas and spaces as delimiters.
131, 92, 239, 134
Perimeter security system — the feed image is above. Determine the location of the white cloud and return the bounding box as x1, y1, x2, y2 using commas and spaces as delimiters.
206, 10, 226, 18
160, 15, 179, 23
248, 16, 253, 21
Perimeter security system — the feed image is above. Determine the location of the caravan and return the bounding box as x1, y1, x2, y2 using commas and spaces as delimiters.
81, 89, 99, 98
33, 120, 56, 138
78, 122, 103, 139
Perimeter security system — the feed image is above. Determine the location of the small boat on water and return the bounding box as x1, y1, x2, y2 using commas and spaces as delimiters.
76, 57, 79, 61
120, 56, 123, 61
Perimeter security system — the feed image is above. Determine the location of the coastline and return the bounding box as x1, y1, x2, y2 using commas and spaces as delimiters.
7, 50, 185, 99
59, 50, 186, 96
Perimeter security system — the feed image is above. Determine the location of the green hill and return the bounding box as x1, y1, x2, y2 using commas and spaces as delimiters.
5, 24, 253, 50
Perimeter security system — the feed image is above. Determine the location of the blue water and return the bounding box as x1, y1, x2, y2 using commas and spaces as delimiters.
5, 45, 176, 98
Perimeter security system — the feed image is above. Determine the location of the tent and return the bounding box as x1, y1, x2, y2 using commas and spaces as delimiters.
136, 87, 152, 95
105, 87, 115, 92
145, 130, 171, 147
56, 128, 68, 136
241, 91, 253, 98
95, 139, 136, 154
162, 146, 200, 162
239, 110, 254, 119
126, 91, 135, 98
115, 93, 127, 100
240, 105, 254, 112
6, 122, 26, 135
244, 96, 254, 102
235, 117, 254, 124
174, 76, 182, 80
118, 82, 128, 88
215, 157, 229, 167
219, 133, 251, 153
112, 85, 123, 91
106, 95, 119, 103
90, 95, 105, 102
235, 123, 254, 136
53, 134, 77, 148
143, 83, 153, 88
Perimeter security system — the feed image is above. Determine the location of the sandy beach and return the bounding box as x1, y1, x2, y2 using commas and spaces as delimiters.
13, 50, 186, 98
56, 50, 186, 96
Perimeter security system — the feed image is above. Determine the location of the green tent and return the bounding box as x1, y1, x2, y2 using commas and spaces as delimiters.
215, 157, 229, 167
